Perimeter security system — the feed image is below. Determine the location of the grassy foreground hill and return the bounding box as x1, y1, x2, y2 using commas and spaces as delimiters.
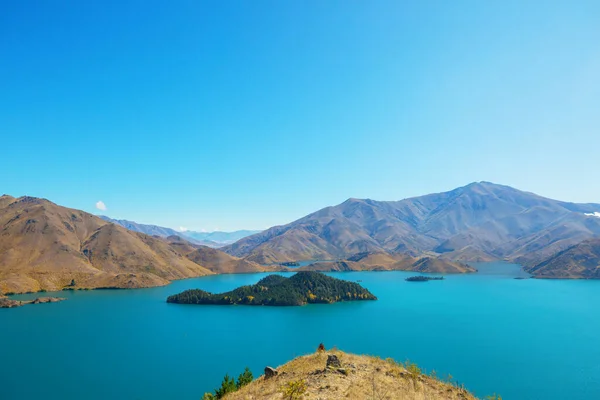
167, 271, 376, 306
219, 349, 480, 400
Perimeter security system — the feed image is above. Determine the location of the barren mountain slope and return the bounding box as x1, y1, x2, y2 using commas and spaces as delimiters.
526, 238, 600, 278
0, 193, 293, 295
223, 182, 600, 271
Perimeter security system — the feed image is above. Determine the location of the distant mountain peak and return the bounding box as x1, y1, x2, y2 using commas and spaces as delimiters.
223, 183, 600, 268
98, 216, 260, 247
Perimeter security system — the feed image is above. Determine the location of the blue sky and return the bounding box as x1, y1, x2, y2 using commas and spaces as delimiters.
1, 1, 599, 231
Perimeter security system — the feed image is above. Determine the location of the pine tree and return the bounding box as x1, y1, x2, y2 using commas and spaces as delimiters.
236, 367, 253, 389
214, 374, 236, 399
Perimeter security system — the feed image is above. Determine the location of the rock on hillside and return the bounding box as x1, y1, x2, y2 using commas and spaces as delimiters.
222, 350, 479, 400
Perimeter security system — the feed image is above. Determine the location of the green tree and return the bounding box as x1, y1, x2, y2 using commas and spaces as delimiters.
214, 374, 237, 399
236, 367, 253, 389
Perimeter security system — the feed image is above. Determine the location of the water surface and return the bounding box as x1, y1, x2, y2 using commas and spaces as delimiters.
2, 263, 599, 400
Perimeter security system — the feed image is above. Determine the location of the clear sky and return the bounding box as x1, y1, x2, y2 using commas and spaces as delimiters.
1, 1, 599, 231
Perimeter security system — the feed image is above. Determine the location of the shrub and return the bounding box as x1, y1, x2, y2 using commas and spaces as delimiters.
405, 360, 421, 376
280, 379, 307, 400
205, 367, 254, 399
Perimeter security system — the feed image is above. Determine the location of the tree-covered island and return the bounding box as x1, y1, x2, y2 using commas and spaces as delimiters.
166, 271, 377, 306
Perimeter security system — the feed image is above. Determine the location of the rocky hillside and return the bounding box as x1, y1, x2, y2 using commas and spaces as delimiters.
0, 195, 272, 294
223, 182, 600, 269
220, 349, 479, 400
526, 238, 600, 278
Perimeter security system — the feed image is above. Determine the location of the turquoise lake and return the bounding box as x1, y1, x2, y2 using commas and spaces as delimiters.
2, 263, 599, 400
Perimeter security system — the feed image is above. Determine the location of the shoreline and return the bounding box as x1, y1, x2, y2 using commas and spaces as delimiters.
1, 266, 594, 299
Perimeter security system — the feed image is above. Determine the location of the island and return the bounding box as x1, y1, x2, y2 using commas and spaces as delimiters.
167, 271, 377, 306
279, 261, 300, 267
405, 276, 444, 282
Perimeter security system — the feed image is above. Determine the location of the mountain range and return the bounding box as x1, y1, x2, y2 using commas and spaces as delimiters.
99, 216, 259, 247
2, 182, 600, 295
183, 230, 262, 245
223, 182, 600, 274
0, 195, 273, 294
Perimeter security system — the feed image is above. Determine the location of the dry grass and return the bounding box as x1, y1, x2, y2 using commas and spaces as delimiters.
224, 350, 478, 400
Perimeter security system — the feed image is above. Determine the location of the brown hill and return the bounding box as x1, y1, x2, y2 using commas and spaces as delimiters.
297, 252, 474, 273
164, 235, 202, 255
221, 349, 479, 400
526, 238, 600, 278
223, 182, 600, 278
161, 234, 277, 274
0, 195, 215, 294
0, 196, 271, 295
185, 245, 278, 274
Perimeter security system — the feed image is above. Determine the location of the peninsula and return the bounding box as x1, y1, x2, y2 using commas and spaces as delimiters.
0, 296, 66, 308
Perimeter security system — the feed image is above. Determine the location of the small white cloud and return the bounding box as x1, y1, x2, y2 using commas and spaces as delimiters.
95, 201, 107, 211
584, 212, 600, 218
179, 226, 189, 232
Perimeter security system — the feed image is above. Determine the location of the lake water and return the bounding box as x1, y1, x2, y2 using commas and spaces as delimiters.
2, 263, 599, 400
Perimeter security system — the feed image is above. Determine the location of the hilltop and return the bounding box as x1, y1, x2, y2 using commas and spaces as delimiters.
219, 349, 479, 400
223, 182, 600, 275
0, 195, 273, 295
167, 271, 376, 306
